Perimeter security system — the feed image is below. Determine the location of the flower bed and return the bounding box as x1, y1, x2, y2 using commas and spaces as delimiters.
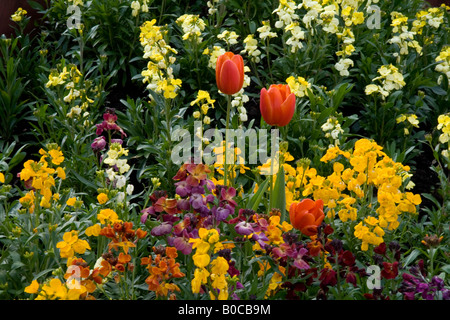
0, 0, 449, 301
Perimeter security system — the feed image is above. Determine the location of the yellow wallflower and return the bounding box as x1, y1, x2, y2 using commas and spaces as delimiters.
97, 193, 109, 205
24, 279, 40, 294
97, 208, 120, 224
66, 197, 77, 206
11, 8, 27, 22
85, 224, 101, 237
56, 231, 91, 259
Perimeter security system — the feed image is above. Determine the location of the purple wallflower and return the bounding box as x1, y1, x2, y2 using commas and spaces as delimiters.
140, 206, 155, 223
169, 236, 193, 255
175, 180, 190, 197
150, 222, 173, 236
293, 247, 310, 270
213, 205, 232, 222
235, 221, 254, 236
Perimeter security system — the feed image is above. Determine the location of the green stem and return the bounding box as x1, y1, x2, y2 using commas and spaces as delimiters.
224, 95, 232, 187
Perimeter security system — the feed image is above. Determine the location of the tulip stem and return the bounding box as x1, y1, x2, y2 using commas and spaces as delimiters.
224, 94, 232, 187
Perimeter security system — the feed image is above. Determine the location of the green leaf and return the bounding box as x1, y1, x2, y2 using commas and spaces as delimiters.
272, 165, 287, 222
403, 249, 421, 267
247, 178, 270, 212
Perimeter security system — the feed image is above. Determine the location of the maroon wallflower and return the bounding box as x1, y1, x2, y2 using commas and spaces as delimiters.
319, 268, 337, 289
381, 261, 399, 280
374, 242, 386, 255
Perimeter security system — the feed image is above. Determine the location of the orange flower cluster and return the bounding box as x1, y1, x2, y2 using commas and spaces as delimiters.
99, 221, 147, 255
141, 246, 185, 299
63, 257, 111, 299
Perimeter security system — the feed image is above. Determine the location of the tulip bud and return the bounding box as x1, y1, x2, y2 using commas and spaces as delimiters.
216, 52, 244, 95
289, 198, 324, 236
260, 84, 296, 127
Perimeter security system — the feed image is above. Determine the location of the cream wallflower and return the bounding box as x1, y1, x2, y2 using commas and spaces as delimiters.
257, 21, 277, 40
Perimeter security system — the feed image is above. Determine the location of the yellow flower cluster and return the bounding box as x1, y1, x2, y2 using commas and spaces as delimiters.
213, 142, 250, 185
176, 14, 206, 43
285, 138, 421, 251
413, 6, 446, 33
286, 75, 311, 98
218, 30, 240, 46
104, 142, 130, 176
435, 46, 450, 86
334, 3, 363, 76
24, 278, 87, 300
257, 21, 277, 40
365, 64, 406, 99
56, 230, 91, 259
11, 7, 27, 22
203, 46, 226, 69
396, 114, 420, 135
191, 90, 215, 125
19, 145, 66, 212
388, 11, 422, 59
45, 63, 94, 122
189, 228, 234, 300
140, 19, 182, 100
437, 114, 450, 159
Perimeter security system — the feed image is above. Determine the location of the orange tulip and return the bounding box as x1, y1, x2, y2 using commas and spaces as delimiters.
289, 199, 325, 236
260, 84, 296, 127
216, 52, 244, 95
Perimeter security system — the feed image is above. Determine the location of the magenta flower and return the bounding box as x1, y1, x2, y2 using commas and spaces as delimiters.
140, 206, 156, 223
95, 109, 127, 138
91, 136, 107, 151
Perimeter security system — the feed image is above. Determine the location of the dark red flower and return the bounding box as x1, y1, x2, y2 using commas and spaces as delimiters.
319, 268, 337, 289
381, 261, 399, 280
374, 242, 386, 255
339, 250, 355, 267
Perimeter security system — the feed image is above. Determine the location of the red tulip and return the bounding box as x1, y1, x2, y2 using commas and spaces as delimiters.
289, 199, 324, 236
216, 52, 244, 95
260, 84, 296, 127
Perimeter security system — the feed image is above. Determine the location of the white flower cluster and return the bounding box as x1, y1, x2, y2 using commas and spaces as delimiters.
103, 142, 132, 197
241, 34, 261, 63
217, 30, 239, 46
130, 0, 149, 17
176, 14, 206, 43
321, 117, 344, 146
231, 66, 251, 123
365, 64, 406, 99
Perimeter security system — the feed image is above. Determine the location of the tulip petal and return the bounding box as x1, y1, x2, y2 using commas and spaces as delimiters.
260, 88, 274, 125
216, 54, 230, 88
301, 225, 318, 236
267, 86, 284, 126
231, 54, 244, 90
278, 92, 296, 127
219, 60, 241, 95
298, 198, 315, 211
297, 212, 315, 228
